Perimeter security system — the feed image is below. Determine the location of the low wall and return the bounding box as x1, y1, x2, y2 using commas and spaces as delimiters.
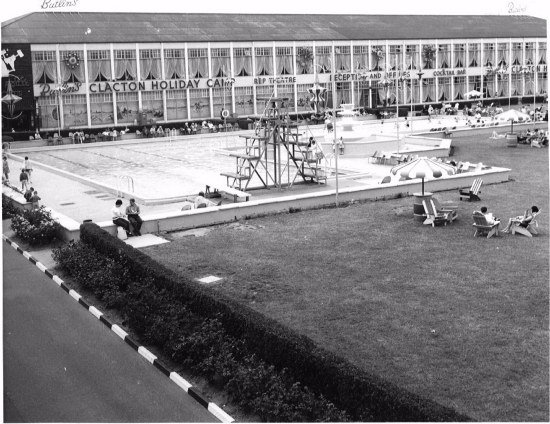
94, 165, 510, 239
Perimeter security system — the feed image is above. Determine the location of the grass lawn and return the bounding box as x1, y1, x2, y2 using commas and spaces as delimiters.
144, 133, 549, 422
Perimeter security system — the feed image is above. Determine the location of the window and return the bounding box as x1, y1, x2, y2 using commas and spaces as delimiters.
32, 51, 56, 61
32, 51, 57, 84
88, 50, 110, 60
211, 48, 230, 57
255, 47, 272, 56
188, 48, 207, 58
115, 50, 136, 59
140, 49, 160, 59
188, 48, 208, 78
234, 48, 252, 77
164, 49, 185, 79
165, 49, 184, 58
139, 49, 161, 80
234, 48, 251, 57
276, 47, 292, 56
211, 48, 230, 77
276, 46, 293, 75
60, 50, 85, 83
255, 47, 273, 76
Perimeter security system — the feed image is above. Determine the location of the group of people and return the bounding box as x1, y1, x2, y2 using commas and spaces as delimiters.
138, 121, 236, 138
517, 128, 548, 146
480, 205, 540, 235
2, 154, 42, 209
111, 198, 143, 238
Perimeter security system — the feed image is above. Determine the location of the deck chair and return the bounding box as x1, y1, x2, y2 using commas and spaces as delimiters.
422, 199, 451, 227
432, 197, 458, 222
472, 211, 500, 238
511, 210, 541, 237
459, 178, 482, 201
369, 150, 379, 163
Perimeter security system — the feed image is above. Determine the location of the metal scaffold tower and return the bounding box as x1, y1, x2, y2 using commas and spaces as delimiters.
221, 96, 327, 191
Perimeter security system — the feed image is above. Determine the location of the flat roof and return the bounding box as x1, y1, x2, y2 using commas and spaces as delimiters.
1, 12, 546, 44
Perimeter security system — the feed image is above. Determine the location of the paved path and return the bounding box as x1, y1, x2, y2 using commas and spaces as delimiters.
2, 237, 219, 423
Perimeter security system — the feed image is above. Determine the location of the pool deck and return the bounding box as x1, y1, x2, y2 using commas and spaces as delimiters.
3, 115, 518, 243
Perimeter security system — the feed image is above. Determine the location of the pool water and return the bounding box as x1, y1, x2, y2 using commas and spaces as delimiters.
25, 136, 247, 199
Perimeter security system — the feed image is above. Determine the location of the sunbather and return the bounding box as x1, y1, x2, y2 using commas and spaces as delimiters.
502, 206, 539, 233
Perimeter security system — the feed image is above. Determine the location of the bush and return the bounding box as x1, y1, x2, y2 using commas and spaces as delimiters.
10, 206, 60, 245
54, 235, 350, 422
74, 222, 471, 421
2, 195, 20, 219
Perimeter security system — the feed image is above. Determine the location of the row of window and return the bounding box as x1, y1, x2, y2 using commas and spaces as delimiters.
31, 41, 545, 62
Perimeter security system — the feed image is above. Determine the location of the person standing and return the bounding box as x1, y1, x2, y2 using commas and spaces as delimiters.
23, 156, 33, 183
29, 190, 41, 209
3, 156, 10, 181
111, 199, 133, 237
24, 186, 34, 202
19, 168, 29, 191
125, 198, 143, 236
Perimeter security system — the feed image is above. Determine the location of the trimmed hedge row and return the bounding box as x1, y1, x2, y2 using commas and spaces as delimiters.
79, 222, 472, 422
54, 236, 347, 421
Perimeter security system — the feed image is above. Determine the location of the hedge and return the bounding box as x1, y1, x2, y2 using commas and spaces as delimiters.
79, 222, 472, 422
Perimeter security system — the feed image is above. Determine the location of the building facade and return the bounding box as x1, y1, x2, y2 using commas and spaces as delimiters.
1, 13, 547, 132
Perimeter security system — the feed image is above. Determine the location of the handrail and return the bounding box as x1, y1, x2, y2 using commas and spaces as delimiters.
116, 175, 135, 196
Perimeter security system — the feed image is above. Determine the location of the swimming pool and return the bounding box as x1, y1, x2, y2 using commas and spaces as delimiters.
22, 135, 250, 200
20, 132, 332, 201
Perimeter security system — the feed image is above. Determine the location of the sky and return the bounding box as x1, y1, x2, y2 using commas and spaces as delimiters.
0, 0, 549, 22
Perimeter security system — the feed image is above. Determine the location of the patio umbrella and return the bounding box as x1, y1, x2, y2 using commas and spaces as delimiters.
390, 157, 456, 195
465, 90, 482, 99
495, 109, 530, 133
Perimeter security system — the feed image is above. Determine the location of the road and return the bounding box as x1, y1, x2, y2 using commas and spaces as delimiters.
3, 244, 218, 422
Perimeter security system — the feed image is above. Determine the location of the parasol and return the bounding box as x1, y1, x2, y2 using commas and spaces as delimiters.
495, 109, 530, 134
391, 157, 456, 195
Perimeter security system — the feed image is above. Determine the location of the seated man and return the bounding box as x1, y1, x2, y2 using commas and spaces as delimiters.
112, 199, 133, 237
125, 198, 143, 236
480, 206, 499, 225
502, 206, 539, 233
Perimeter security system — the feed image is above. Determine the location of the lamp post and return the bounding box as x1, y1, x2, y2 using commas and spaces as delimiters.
313, 60, 339, 207
51, 85, 66, 137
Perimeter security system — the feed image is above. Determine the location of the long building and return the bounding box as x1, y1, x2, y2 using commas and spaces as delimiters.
1, 12, 547, 132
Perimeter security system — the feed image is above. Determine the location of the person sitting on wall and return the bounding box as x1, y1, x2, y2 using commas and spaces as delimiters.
125, 198, 143, 236
112, 199, 133, 237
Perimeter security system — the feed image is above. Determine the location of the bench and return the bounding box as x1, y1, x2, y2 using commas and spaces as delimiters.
205, 180, 251, 203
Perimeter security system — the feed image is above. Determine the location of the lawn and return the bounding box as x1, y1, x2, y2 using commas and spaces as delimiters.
144, 133, 549, 422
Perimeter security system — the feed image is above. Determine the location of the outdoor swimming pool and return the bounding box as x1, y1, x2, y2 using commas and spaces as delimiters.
23, 135, 248, 200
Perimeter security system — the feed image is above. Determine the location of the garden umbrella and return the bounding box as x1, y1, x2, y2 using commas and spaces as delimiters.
495, 109, 530, 133
390, 157, 456, 195
465, 90, 482, 99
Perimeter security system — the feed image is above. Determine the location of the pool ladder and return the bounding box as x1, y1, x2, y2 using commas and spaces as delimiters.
116, 175, 135, 197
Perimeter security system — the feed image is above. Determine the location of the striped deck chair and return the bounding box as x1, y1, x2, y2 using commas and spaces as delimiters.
459, 178, 482, 201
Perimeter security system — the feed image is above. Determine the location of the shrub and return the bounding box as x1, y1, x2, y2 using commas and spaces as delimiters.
54, 233, 351, 422
2, 195, 20, 219
10, 206, 60, 245
74, 222, 471, 422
